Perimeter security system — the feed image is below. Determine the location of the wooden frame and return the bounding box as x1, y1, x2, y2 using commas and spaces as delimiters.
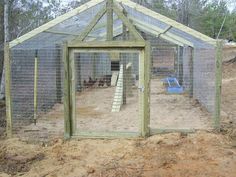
214, 40, 223, 129
63, 41, 150, 138
4, 43, 13, 138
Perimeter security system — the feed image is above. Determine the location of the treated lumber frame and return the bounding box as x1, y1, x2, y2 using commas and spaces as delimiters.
5, 43, 13, 138
64, 40, 150, 138
214, 40, 223, 129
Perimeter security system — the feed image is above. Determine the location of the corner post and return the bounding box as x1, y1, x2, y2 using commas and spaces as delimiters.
106, 0, 113, 41
63, 42, 71, 139
5, 42, 12, 138
214, 40, 223, 130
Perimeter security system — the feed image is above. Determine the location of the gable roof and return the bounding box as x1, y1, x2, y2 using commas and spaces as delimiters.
9, 0, 216, 49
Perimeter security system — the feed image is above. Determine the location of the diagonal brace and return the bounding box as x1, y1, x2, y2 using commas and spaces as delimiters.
112, 2, 144, 41
74, 6, 107, 42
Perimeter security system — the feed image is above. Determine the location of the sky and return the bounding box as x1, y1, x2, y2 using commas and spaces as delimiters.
58, 0, 236, 12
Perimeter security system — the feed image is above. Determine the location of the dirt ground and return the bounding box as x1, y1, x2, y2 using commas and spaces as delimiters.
0, 61, 236, 177
15, 77, 212, 142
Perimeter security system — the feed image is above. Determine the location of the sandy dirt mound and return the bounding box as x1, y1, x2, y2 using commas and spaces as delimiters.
0, 132, 235, 177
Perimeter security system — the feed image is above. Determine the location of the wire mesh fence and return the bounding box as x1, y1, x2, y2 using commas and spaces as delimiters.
73, 51, 140, 133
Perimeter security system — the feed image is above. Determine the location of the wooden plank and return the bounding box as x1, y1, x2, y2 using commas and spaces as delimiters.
144, 42, 151, 137
116, 0, 216, 45
63, 42, 71, 139
74, 6, 107, 42
139, 49, 145, 136
73, 131, 140, 138
112, 2, 144, 41
4, 43, 12, 138
106, 0, 113, 40
33, 50, 38, 125
150, 128, 196, 135
69, 49, 77, 135
131, 17, 193, 47
214, 40, 223, 130
9, 0, 105, 48
68, 41, 146, 48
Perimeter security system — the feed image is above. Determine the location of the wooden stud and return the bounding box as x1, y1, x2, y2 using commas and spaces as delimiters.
69, 49, 77, 135
63, 42, 71, 139
112, 2, 144, 41
106, 0, 113, 40
144, 42, 151, 137
4, 42, 12, 138
139, 49, 145, 136
214, 40, 223, 129
34, 50, 38, 125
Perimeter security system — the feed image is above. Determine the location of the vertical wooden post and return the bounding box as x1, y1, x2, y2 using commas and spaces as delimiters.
34, 50, 38, 125
63, 42, 71, 139
214, 40, 223, 130
69, 49, 76, 135
4, 42, 12, 138
144, 42, 150, 137
189, 47, 194, 97
106, 0, 113, 41
139, 42, 150, 137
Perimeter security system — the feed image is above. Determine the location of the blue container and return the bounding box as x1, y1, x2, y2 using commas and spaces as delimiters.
163, 77, 184, 94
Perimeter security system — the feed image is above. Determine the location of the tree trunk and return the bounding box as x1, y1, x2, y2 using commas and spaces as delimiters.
0, 0, 10, 99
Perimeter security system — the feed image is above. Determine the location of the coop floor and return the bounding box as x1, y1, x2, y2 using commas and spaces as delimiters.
17, 78, 212, 141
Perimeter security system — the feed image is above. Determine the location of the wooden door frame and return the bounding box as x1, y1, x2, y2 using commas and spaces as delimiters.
63, 41, 150, 139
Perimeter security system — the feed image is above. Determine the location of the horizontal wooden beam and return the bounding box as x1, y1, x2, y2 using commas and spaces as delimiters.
9, 0, 105, 48
117, 0, 216, 46
68, 40, 146, 48
73, 131, 140, 138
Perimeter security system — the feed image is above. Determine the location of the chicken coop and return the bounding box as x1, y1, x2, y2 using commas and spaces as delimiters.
4, 0, 223, 139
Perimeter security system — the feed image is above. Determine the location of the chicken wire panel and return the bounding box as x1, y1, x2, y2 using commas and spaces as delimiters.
12, 1, 105, 50
150, 45, 213, 130
122, 4, 214, 48
10, 46, 64, 137
193, 47, 216, 114
73, 51, 140, 133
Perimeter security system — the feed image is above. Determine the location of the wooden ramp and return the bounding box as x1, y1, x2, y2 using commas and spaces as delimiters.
111, 64, 123, 112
